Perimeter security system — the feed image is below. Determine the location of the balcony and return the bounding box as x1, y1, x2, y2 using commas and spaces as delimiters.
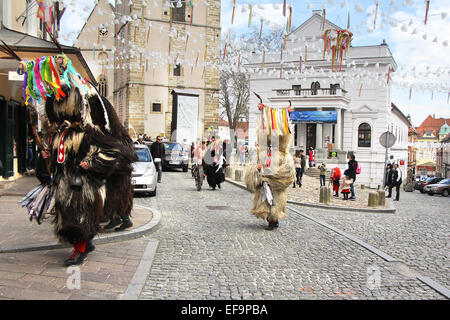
273, 88, 348, 97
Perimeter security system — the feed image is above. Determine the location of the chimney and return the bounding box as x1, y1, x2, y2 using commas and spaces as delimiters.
433, 114, 435, 118
312, 10, 322, 16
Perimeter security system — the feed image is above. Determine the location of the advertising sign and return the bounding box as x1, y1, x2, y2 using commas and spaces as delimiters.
290, 111, 337, 123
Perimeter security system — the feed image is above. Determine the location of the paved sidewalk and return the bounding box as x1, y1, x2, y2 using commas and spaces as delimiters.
227, 164, 387, 210
0, 176, 153, 250
0, 175, 156, 300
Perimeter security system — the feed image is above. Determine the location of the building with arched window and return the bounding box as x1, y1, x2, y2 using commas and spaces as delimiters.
247, 10, 410, 188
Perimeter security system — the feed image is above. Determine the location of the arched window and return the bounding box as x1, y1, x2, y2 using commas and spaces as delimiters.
311, 81, 320, 95
98, 75, 107, 97
358, 123, 371, 147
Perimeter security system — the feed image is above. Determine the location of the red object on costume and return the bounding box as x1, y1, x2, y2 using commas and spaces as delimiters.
57, 130, 68, 164
71, 241, 87, 258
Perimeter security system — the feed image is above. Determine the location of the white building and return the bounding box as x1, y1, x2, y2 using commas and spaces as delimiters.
246, 11, 409, 188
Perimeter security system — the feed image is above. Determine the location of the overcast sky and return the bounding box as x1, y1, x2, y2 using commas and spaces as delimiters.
59, 0, 450, 127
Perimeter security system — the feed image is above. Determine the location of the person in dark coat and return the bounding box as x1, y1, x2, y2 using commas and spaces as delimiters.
150, 136, 165, 183
385, 164, 394, 198
203, 140, 225, 190
392, 163, 402, 201
347, 154, 357, 200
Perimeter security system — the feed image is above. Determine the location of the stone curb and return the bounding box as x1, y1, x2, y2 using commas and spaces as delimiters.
225, 178, 396, 214
123, 238, 159, 300
0, 204, 162, 254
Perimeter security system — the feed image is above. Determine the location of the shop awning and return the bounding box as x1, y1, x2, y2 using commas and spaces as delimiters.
0, 27, 96, 101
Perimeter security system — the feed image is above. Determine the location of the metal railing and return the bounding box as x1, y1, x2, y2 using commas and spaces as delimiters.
273, 88, 347, 97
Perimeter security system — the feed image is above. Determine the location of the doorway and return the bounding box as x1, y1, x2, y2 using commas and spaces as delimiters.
306, 123, 316, 150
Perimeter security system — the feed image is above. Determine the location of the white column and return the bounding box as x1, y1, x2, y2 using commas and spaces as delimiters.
316, 123, 323, 149
335, 108, 341, 150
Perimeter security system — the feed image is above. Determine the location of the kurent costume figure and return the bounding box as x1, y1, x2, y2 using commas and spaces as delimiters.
204, 139, 226, 190
245, 100, 295, 230
19, 54, 137, 266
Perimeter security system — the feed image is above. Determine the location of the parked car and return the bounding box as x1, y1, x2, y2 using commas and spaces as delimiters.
144, 141, 153, 148
424, 178, 450, 196
162, 142, 189, 172
131, 144, 157, 196
414, 177, 444, 193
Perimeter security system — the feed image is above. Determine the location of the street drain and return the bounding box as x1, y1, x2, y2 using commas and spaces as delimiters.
206, 206, 231, 210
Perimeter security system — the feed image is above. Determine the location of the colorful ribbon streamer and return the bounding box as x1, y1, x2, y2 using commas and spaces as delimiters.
20, 54, 85, 105
321, 9, 326, 30
259, 105, 292, 136
373, 2, 379, 30
425, 0, 430, 25
231, 0, 236, 24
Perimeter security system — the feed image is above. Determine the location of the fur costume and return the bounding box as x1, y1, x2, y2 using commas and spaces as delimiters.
18, 54, 137, 264
45, 85, 125, 244
87, 95, 137, 222
244, 101, 295, 224
245, 134, 295, 221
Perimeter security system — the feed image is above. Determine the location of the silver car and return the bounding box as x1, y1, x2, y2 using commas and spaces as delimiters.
132, 144, 157, 196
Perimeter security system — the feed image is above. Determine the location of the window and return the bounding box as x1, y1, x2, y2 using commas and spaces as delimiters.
311, 81, 320, 95
98, 75, 107, 97
172, 2, 185, 22
358, 123, 371, 148
152, 103, 162, 113
174, 64, 181, 76
135, 148, 152, 162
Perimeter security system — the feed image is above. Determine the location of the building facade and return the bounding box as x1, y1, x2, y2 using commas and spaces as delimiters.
110, 0, 220, 143
246, 11, 409, 188
76, 0, 116, 103
414, 115, 450, 177
437, 133, 450, 178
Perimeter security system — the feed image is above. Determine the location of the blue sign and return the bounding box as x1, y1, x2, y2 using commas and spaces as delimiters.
290, 111, 337, 123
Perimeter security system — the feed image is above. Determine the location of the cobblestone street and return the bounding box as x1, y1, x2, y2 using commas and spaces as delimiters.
136, 171, 448, 300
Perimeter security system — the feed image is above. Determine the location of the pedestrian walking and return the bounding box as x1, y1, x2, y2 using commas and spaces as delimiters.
204, 139, 226, 190
341, 171, 353, 200
385, 164, 394, 198
331, 167, 341, 197
150, 135, 165, 183
239, 144, 246, 166
392, 163, 402, 201
347, 154, 358, 200
318, 162, 327, 186
190, 141, 195, 162
308, 146, 315, 167
292, 149, 305, 188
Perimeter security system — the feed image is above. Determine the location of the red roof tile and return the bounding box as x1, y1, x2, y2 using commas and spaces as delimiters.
416, 115, 450, 135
